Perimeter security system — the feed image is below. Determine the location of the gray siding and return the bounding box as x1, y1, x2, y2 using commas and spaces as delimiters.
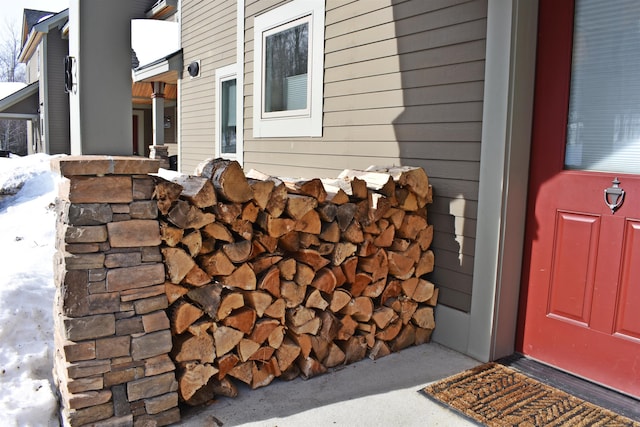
180, 0, 237, 173
247, 0, 486, 312
179, 0, 487, 312
45, 30, 70, 154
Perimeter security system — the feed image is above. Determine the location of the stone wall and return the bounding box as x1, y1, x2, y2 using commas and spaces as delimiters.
52, 156, 180, 427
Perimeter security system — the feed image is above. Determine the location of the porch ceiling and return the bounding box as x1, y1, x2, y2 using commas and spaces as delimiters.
132, 81, 177, 104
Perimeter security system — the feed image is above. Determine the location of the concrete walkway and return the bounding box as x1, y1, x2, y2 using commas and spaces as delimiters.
180, 342, 479, 426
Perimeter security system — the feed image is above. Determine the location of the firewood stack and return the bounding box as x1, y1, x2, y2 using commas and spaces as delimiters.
154, 159, 437, 406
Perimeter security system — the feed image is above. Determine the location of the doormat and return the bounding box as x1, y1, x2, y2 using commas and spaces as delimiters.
422, 363, 640, 426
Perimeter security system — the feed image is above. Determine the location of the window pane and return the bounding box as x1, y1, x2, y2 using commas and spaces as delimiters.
221, 78, 236, 154
264, 22, 309, 113
566, 0, 640, 173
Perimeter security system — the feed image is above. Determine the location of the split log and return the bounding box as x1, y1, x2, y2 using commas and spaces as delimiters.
278, 231, 300, 252
319, 221, 341, 243
249, 318, 280, 345
368, 340, 391, 360
216, 292, 244, 321
202, 222, 234, 243
293, 209, 321, 234
280, 281, 306, 308
415, 327, 433, 345
220, 263, 257, 291
286, 306, 316, 328
391, 297, 418, 325
288, 317, 322, 335
388, 251, 415, 279
294, 249, 330, 272
171, 175, 217, 208
182, 265, 210, 287
178, 362, 218, 402
223, 239, 253, 263
275, 338, 301, 372
416, 225, 434, 250
402, 278, 435, 303
294, 262, 315, 287
162, 247, 195, 284
336, 203, 357, 231
297, 356, 327, 379
198, 251, 236, 277
390, 324, 416, 352
217, 353, 239, 380
243, 291, 273, 317
154, 179, 183, 215
278, 258, 297, 280
323, 342, 346, 367
250, 254, 282, 275
305, 289, 329, 311
263, 298, 286, 323
251, 357, 280, 389
237, 339, 260, 362
227, 361, 253, 385
286, 195, 318, 220
329, 289, 352, 313
289, 332, 313, 359
340, 335, 367, 364
257, 212, 295, 238
268, 325, 285, 349
212, 202, 242, 224
247, 178, 275, 210
257, 266, 281, 297
222, 306, 256, 335
336, 314, 358, 341
318, 310, 342, 342
415, 250, 435, 277
200, 158, 254, 203
181, 230, 202, 257
317, 203, 338, 222
172, 326, 215, 364
160, 222, 184, 247
411, 306, 435, 330
285, 178, 327, 203
187, 283, 222, 318
332, 242, 357, 266
166, 282, 189, 305
171, 300, 204, 335
372, 306, 397, 329
310, 267, 337, 294
375, 317, 402, 341
212, 325, 244, 358
340, 296, 373, 322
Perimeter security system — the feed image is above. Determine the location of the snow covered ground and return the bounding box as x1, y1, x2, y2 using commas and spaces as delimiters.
0, 154, 62, 426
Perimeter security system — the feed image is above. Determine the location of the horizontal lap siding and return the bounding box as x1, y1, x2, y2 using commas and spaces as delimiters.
240, 0, 487, 312
180, 0, 237, 173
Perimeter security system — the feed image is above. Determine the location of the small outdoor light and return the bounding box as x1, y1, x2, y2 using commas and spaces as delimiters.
187, 60, 200, 77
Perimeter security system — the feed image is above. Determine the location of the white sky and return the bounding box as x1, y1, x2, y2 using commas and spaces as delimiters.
0, 0, 69, 39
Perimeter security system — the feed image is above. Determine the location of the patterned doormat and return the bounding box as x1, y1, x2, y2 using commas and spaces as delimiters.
422, 363, 640, 426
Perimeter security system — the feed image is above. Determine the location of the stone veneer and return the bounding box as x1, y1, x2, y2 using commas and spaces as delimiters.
52, 156, 180, 427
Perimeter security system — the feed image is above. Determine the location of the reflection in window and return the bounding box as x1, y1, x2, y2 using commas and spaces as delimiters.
263, 20, 309, 115
221, 78, 236, 154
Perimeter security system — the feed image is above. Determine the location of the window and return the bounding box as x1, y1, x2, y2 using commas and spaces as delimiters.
253, 0, 324, 137
216, 64, 239, 160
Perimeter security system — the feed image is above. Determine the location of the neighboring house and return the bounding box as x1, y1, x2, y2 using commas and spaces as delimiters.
0, 9, 69, 155
176, 0, 640, 398
0, 2, 178, 159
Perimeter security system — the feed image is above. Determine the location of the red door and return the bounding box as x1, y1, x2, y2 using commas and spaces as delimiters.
520, 0, 640, 397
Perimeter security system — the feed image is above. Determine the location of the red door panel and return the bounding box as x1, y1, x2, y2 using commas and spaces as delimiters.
548, 211, 599, 325
616, 220, 640, 340
520, 0, 640, 397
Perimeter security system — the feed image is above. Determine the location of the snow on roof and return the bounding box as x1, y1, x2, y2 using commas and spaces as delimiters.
131, 19, 180, 68
0, 83, 27, 100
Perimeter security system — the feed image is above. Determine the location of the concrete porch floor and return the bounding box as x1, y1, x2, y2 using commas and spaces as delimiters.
180, 342, 479, 426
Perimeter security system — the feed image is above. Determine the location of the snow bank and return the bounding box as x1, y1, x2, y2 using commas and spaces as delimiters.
0, 154, 62, 426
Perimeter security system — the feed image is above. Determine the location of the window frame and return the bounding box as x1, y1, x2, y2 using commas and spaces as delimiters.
252, 0, 324, 138
215, 64, 239, 161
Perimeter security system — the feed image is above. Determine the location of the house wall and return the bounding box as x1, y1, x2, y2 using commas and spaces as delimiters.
178, 0, 486, 312
180, 0, 237, 173
45, 29, 70, 154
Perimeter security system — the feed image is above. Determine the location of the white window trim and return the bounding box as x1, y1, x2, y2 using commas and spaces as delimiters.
252, 0, 324, 138
215, 64, 239, 161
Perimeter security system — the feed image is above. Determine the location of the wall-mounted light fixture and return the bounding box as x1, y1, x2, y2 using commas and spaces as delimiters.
187, 60, 200, 77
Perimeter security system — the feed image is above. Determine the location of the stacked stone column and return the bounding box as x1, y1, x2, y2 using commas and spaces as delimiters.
52, 156, 180, 426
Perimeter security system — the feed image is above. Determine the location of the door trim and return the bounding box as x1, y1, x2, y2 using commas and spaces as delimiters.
432, 0, 539, 361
